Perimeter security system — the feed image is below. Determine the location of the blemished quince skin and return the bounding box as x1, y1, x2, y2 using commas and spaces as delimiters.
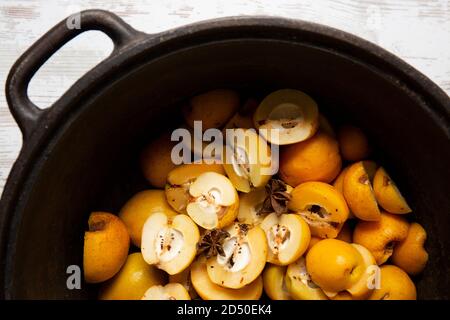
84, 212, 130, 284
353, 212, 409, 265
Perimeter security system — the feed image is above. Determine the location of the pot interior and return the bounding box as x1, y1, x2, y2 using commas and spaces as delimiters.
6, 38, 450, 299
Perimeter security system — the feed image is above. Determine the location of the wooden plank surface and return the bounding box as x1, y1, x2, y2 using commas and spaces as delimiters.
1, 0, 449, 193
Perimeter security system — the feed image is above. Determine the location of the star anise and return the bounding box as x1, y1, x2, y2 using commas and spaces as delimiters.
257, 178, 292, 216
197, 229, 230, 259
238, 223, 250, 236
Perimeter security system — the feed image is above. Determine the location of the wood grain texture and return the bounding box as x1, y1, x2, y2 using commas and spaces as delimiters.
1, 0, 449, 193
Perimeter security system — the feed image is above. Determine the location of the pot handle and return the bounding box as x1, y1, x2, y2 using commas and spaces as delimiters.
5, 9, 141, 139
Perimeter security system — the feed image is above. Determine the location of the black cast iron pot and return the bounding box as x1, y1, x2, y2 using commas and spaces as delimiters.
1, 10, 449, 299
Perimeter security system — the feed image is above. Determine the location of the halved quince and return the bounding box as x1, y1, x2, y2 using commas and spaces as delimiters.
222, 128, 272, 193
306, 239, 376, 299
288, 182, 349, 238
260, 213, 310, 265
343, 161, 381, 221
165, 163, 225, 214
169, 265, 198, 299
253, 89, 319, 145
206, 223, 267, 289
141, 212, 200, 275
141, 283, 190, 300
237, 188, 267, 225
373, 167, 412, 214
344, 243, 377, 300
190, 257, 263, 300
262, 264, 291, 300
333, 166, 355, 219
186, 172, 239, 229
285, 257, 328, 300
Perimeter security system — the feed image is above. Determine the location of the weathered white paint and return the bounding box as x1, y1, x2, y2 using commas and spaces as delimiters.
0, 0, 449, 193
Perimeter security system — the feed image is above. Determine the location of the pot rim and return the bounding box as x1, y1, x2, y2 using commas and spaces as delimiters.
1, 12, 449, 298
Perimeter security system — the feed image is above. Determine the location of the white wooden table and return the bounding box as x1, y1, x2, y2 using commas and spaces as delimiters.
1, 0, 449, 194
